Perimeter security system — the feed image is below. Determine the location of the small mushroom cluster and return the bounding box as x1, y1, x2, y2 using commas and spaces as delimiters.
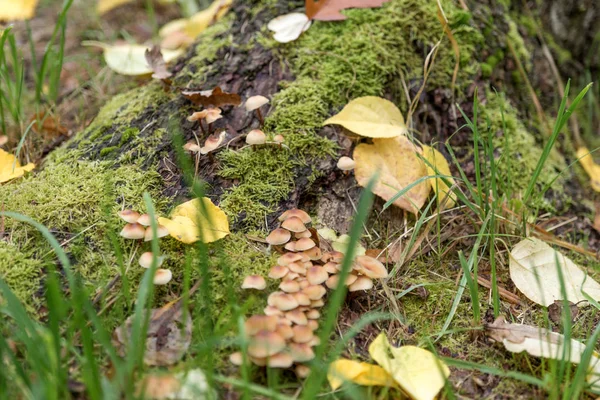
231, 209, 388, 376
118, 209, 172, 285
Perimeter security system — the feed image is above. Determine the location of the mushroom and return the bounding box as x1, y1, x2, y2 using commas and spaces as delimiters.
144, 225, 169, 241
273, 134, 284, 144
275, 323, 294, 340
288, 262, 307, 275
118, 209, 140, 223
284, 241, 297, 252
298, 279, 310, 289
306, 266, 328, 285
289, 343, 315, 362
244, 315, 278, 335
348, 276, 374, 292
302, 285, 326, 300
248, 330, 286, 358
153, 269, 173, 285
246, 129, 266, 145
292, 325, 313, 343
277, 253, 303, 266
242, 275, 267, 290
306, 309, 320, 320
188, 108, 222, 134
120, 223, 146, 239
200, 131, 226, 154
268, 292, 299, 311
264, 305, 284, 317
295, 237, 316, 252
353, 255, 388, 279
281, 216, 306, 233
286, 309, 308, 326
302, 247, 322, 261
307, 319, 319, 331
266, 228, 292, 246
139, 252, 165, 269
229, 352, 244, 366
310, 299, 324, 308
295, 230, 312, 239
245, 95, 269, 126
137, 214, 156, 227
268, 265, 289, 279
325, 273, 357, 289
337, 156, 356, 172
183, 142, 201, 153
323, 262, 340, 274
279, 280, 300, 293
267, 352, 294, 368
278, 209, 311, 224
293, 292, 311, 306
295, 364, 311, 378
250, 356, 267, 366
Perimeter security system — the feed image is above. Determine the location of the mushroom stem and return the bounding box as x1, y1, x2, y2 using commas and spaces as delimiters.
208, 122, 214, 134
255, 109, 264, 126
199, 121, 207, 135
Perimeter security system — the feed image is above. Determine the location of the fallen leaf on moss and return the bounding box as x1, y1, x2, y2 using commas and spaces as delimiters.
158, 198, 230, 244
305, 0, 391, 21
144, 45, 172, 81
576, 147, 600, 192
368, 333, 450, 400
318, 227, 366, 257
328, 359, 394, 390
324, 96, 407, 138
353, 136, 430, 213
97, 0, 133, 15
139, 369, 215, 399
267, 12, 311, 43
182, 86, 241, 108
0, 0, 39, 20
421, 145, 456, 209
0, 149, 35, 184
30, 112, 69, 138
509, 237, 600, 307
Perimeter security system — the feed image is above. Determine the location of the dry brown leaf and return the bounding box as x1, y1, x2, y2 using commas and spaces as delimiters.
353, 136, 430, 214
181, 86, 241, 107
144, 45, 172, 81
30, 112, 69, 139
305, 0, 391, 21
594, 202, 600, 234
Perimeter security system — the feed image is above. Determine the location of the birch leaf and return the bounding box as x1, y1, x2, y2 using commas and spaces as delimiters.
422, 145, 456, 209
158, 198, 230, 244
0, 0, 39, 20
324, 96, 407, 138
353, 136, 430, 213
509, 237, 600, 306
368, 333, 449, 400
0, 149, 35, 184
576, 147, 600, 192
328, 359, 394, 390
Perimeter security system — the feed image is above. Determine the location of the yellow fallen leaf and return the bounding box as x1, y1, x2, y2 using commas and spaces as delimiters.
328, 359, 394, 390
368, 333, 449, 400
158, 198, 230, 244
324, 96, 407, 138
97, 0, 134, 15
0, 149, 35, 183
0, 0, 39, 20
422, 145, 456, 208
576, 147, 600, 192
185, 0, 232, 37
353, 136, 430, 213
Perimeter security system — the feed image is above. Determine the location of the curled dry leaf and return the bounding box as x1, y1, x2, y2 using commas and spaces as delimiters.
267, 12, 311, 43
368, 333, 450, 400
30, 112, 69, 138
509, 237, 600, 306
324, 96, 407, 138
144, 45, 172, 80
0, 149, 35, 184
0, 0, 39, 20
421, 145, 456, 209
305, 0, 391, 21
353, 136, 430, 213
576, 147, 600, 192
181, 86, 241, 108
328, 359, 394, 391
158, 198, 230, 244
138, 369, 215, 399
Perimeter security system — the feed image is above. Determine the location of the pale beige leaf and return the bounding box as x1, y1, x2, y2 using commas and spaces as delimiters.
509, 238, 600, 306
422, 145, 456, 209
0, 0, 39, 20
353, 136, 430, 213
324, 96, 407, 138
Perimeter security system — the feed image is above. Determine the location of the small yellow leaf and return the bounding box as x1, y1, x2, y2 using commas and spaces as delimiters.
185, 0, 232, 37
353, 136, 430, 213
369, 333, 449, 400
422, 145, 456, 208
97, 0, 134, 15
576, 147, 600, 192
328, 359, 394, 390
324, 96, 407, 138
0, 0, 39, 20
158, 198, 230, 244
0, 149, 35, 184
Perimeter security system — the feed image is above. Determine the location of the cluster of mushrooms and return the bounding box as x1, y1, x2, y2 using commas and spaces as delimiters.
230, 209, 388, 376
183, 95, 284, 157
118, 209, 172, 285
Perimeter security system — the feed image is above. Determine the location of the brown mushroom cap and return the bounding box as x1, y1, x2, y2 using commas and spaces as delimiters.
292, 325, 314, 343
295, 237, 316, 252
281, 216, 307, 233
301, 247, 322, 261
286, 272, 300, 280
153, 269, 173, 285
302, 285, 327, 300
354, 255, 388, 279
245, 95, 269, 112
229, 352, 244, 366
293, 292, 311, 306
204, 108, 223, 124
298, 279, 310, 289
325, 273, 358, 289
284, 241, 297, 252
286, 309, 308, 326
306, 266, 328, 285
295, 364, 311, 378
268, 265, 289, 279
246, 129, 266, 145
144, 225, 169, 242
118, 209, 140, 224
348, 276, 374, 292
288, 262, 307, 275
264, 305, 284, 317
248, 330, 285, 358
200, 131, 226, 154
330, 251, 345, 263
279, 280, 300, 293
277, 253, 303, 266
266, 228, 292, 246
307, 319, 319, 331
278, 209, 311, 224
269, 292, 299, 311
310, 299, 325, 308
336, 156, 356, 171
250, 356, 267, 366
241, 275, 267, 290
276, 323, 294, 340
308, 336, 321, 347
267, 352, 294, 368
295, 230, 312, 239
120, 223, 146, 239
323, 262, 340, 274
273, 134, 285, 144
245, 315, 278, 335
306, 309, 320, 320
187, 110, 209, 121
289, 344, 315, 363
183, 142, 201, 153
139, 252, 164, 269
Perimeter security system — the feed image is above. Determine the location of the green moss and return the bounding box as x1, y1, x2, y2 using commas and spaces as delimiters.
99, 146, 119, 157
506, 18, 532, 71
119, 127, 140, 146
0, 242, 43, 311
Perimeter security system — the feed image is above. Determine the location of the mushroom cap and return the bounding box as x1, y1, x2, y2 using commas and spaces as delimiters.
229, 352, 244, 366
286, 272, 300, 280
306, 266, 328, 285
298, 279, 310, 289
292, 325, 313, 343
354, 255, 388, 279
139, 252, 165, 269
281, 216, 307, 233
264, 305, 284, 317
245, 315, 278, 335
302, 285, 327, 300
306, 309, 320, 319
242, 275, 267, 290
279, 280, 300, 293
245, 95, 269, 112
286, 309, 308, 325
288, 262, 307, 275
310, 299, 325, 308
153, 269, 173, 285
200, 131, 226, 154
336, 156, 356, 171
284, 241, 297, 252
246, 129, 266, 145
268, 265, 289, 279
250, 356, 267, 366
118, 209, 141, 224
278, 209, 311, 224
348, 276, 374, 292
137, 214, 156, 227
266, 228, 291, 246
204, 108, 223, 124
323, 262, 340, 274
289, 343, 315, 362
187, 110, 209, 122
294, 230, 312, 239
277, 253, 303, 266
295, 237, 316, 251
295, 364, 311, 378
268, 292, 299, 311
325, 273, 358, 289
308, 336, 321, 347
273, 134, 284, 144
120, 223, 146, 239
248, 330, 286, 358
267, 352, 294, 368
183, 142, 201, 153
144, 225, 169, 241
307, 320, 319, 331
292, 292, 311, 306
330, 251, 345, 263
275, 323, 294, 340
